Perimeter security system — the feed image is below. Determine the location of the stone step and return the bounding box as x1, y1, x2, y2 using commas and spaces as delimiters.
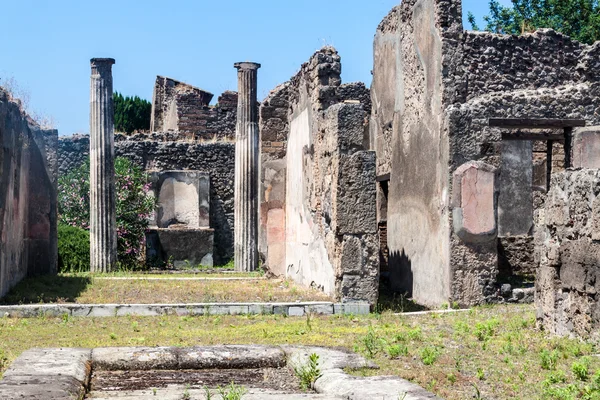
88, 388, 343, 399
0, 302, 370, 318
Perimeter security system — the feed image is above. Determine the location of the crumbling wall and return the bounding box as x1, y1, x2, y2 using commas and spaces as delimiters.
58, 133, 234, 265
260, 47, 377, 303
150, 76, 237, 140
372, 0, 600, 307
536, 169, 600, 339
0, 88, 58, 298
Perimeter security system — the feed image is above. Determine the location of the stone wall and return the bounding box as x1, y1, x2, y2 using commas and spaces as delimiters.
150, 76, 237, 141
259, 47, 378, 303
371, 0, 600, 307
58, 133, 234, 265
0, 87, 58, 298
536, 169, 600, 339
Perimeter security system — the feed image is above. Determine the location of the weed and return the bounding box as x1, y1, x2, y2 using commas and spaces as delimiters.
540, 349, 559, 370
572, 358, 591, 381
217, 381, 247, 400
131, 321, 140, 332
474, 318, 499, 341
152, 387, 157, 396
306, 312, 313, 332
109, 332, 117, 340
476, 367, 485, 380
407, 327, 423, 341
447, 373, 457, 384
360, 325, 383, 358
386, 343, 408, 359
182, 383, 191, 400
204, 386, 213, 400
294, 352, 322, 390
420, 346, 441, 366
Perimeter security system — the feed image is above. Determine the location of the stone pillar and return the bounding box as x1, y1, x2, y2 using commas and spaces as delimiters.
234, 62, 261, 272
89, 58, 117, 273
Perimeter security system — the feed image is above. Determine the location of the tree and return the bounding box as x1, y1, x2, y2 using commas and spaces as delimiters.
113, 92, 152, 134
470, 0, 600, 45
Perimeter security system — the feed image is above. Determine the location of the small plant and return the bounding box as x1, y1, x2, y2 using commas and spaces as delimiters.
182, 383, 191, 400
360, 325, 383, 359
572, 358, 590, 381
420, 346, 441, 366
407, 327, 423, 341
109, 333, 117, 340
474, 318, 499, 341
540, 349, 559, 370
386, 343, 408, 359
305, 312, 313, 332
476, 367, 485, 380
152, 388, 157, 396
294, 352, 322, 390
132, 321, 140, 332
446, 373, 457, 384
217, 382, 247, 400
203, 386, 213, 400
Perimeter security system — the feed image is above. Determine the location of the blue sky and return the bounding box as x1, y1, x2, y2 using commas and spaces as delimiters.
0, 0, 511, 135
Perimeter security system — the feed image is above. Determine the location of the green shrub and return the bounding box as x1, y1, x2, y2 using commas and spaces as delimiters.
113, 92, 151, 134
58, 157, 155, 270
57, 224, 90, 272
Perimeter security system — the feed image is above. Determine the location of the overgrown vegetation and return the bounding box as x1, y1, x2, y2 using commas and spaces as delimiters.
57, 224, 90, 273
58, 157, 155, 270
113, 92, 151, 134
468, 0, 600, 44
1, 306, 599, 399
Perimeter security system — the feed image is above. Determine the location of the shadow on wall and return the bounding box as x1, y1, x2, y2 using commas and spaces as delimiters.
378, 249, 428, 312
0, 275, 91, 304
388, 249, 414, 297
209, 186, 233, 266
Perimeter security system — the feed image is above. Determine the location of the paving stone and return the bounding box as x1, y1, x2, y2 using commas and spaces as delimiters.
289, 306, 306, 316
0, 375, 85, 400
284, 346, 377, 371
88, 387, 343, 399
3, 348, 91, 383
92, 347, 178, 370
315, 369, 442, 400
177, 345, 286, 369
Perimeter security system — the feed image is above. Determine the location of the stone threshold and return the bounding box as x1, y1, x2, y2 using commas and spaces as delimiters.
0, 302, 370, 318
0, 345, 442, 400
92, 276, 267, 281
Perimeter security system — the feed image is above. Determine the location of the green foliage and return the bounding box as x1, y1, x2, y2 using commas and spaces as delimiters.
572, 358, 591, 381
294, 353, 322, 390
113, 92, 151, 134
474, 318, 500, 341
216, 382, 247, 400
359, 325, 384, 359
57, 224, 90, 273
386, 343, 409, 359
540, 349, 559, 370
471, 0, 600, 44
58, 157, 155, 270
420, 346, 442, 366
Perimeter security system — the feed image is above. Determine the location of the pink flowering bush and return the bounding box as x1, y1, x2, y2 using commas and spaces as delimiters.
58, 157, 156, 270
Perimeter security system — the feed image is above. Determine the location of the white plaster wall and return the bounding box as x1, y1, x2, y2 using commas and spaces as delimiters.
285, 109, 335, 294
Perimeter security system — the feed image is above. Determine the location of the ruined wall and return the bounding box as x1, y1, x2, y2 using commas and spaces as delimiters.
259, 47, 377, 303
372, 0, 600, 306
58, 133, 234, 265
150, 76, 237, 141
0, 88, 58, 298
536, 169, 600, 339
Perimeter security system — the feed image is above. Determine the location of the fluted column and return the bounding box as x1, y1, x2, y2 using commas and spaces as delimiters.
90, 58, 117, 273
234, 62, 261, 272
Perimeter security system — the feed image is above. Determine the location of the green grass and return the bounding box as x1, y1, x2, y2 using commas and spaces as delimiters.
0, 305, 599, 399
0, 274, 332, 304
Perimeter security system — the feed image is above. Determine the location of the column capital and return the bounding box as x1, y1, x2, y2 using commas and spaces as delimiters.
90, 58, 116, 66
234, 62, 261, 71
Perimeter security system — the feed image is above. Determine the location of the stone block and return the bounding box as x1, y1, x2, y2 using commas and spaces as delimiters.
3, 348, 91, 383
150, 170, 210, 229
0, 375, 85, 400
334, 152, 377, 235
572, 127, 600, 169
146, 228, 214, 268
92, 347, 178, 370
452, 161, 497, 243
288, 306, 305, 316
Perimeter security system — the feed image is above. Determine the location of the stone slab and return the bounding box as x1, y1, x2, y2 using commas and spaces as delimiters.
88, 388, 343, 399
3, 348, 91, 383
0, 375, 85, 400
315, 370, 442, 400
0, 302, 369, 318
92, 347, 179, 370
284, 346, 378, 371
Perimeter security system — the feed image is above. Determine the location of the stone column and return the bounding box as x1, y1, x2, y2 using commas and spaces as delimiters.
89, 58, 117, 273
234, 62, 261, 272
